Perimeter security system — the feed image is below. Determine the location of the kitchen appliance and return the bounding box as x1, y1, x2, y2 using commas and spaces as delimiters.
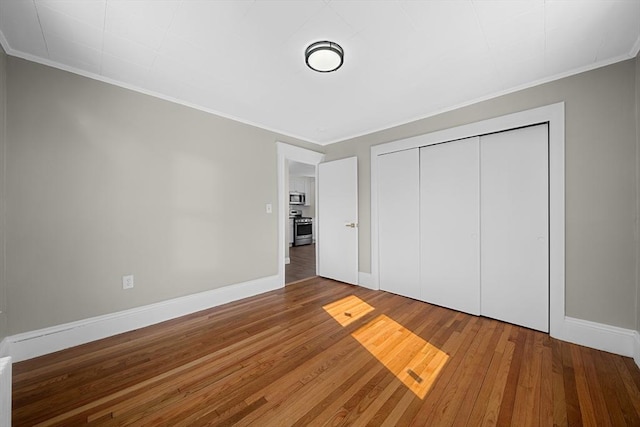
289, 192, 305, 205
294, 217, 313, 246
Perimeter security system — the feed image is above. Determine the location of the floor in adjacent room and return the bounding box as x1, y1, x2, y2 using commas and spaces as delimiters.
285, 243, 316, 284
12, 277, 640, 426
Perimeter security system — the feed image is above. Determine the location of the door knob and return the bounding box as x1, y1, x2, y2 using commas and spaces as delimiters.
345, 222, 358, 228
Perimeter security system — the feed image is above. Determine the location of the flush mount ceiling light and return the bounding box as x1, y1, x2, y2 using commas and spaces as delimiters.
305, 41, 344, 73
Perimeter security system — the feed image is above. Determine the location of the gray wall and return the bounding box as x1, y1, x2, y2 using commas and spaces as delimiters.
0, 46, 6, 341
5, 57, 318, 335
3, 48, 639, 336
325, 58, 639, 330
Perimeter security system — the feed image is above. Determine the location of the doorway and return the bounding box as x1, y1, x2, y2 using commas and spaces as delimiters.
276, 142, 324, 287
286, 160, 317, 284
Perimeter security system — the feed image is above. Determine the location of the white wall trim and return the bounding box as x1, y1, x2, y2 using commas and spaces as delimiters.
557, 316, 637, 358
358, 272, 376, 290
634, 332, 640, 368
371, 103, 565, 337
0, 30, 634, 147
0, 31, 324, 147
276, 142, 324, 287
6, 274, 281, 363
285, 257, 291, 265
0, 356, 11, 427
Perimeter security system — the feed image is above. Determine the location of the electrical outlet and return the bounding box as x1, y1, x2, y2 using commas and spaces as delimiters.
266, 203, 272, 213
122, 274, 134, 290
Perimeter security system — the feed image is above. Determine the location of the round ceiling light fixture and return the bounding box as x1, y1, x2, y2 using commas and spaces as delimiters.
305, 41, 344, 73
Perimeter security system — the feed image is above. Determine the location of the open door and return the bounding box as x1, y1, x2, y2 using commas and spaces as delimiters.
318, 157, 358, 285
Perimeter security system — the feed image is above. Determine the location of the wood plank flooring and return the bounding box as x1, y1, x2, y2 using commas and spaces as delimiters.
285, 243, 316, 284
12, 277, 640, 426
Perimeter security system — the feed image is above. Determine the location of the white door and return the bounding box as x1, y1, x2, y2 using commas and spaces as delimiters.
480, 124, 549, 332
378, 149, 420, 300
420, 137, 481, 315
318, 157, 358, 285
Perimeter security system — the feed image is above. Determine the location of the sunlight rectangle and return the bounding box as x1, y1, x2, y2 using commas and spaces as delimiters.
351, 314, 449, 399
322, 295, 375, 326
323, 297, 448, 399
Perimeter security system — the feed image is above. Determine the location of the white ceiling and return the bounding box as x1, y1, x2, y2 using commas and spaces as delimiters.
0, 1, 639, 145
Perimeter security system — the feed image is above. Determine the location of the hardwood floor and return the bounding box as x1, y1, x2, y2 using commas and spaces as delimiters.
12, 277, 640, 426
285, 243, 316, 284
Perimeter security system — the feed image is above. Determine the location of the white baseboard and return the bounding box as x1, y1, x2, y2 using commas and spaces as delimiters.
556, 316, 636, 358
285, 257, 291, 265
634, 332, 640, 369
7, 275, 281, 363
5, 276, 640, 367
359, 276, 636, 360
358, 272, 377, 290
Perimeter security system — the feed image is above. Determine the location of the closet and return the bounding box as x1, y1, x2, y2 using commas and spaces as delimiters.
378, 124, 549, 332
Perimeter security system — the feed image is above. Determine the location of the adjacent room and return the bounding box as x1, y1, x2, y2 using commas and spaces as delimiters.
0, 1, 640, 425
285, 160, 317, 285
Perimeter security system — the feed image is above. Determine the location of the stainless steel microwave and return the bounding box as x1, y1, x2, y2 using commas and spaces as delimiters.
289, 192, 305, 205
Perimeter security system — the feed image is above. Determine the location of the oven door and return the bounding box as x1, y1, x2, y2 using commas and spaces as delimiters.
294, 221, 313, 246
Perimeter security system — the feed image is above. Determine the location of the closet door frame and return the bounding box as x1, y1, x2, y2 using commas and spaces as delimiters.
371, 102, 564, 339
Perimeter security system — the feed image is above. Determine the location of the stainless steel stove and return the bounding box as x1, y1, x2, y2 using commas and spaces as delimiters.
294, 216, 313, 246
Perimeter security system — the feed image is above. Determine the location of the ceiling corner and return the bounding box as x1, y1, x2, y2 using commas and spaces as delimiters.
631, 34, 640, 58
0, 29, 11, 56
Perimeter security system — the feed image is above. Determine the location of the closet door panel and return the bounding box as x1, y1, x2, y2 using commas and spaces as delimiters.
420, 137, 480, 315
378, 148, 421, 300
480, 124, 549, 332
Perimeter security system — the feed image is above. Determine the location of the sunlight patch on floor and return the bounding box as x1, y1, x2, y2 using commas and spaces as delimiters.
323, 296, 448, 399
322, 295, 375, 326
351, 314, 449, 399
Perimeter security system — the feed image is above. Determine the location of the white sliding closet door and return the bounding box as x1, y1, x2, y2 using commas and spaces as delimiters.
378, 149, 420, 300
420, 137, 480, 315
480, 124, 549, 332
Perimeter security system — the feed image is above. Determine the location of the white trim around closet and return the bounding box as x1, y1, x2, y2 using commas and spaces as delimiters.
371, 103, 566, 339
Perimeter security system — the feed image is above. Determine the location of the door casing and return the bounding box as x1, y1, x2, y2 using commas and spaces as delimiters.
371, 103, 565, 338
276, 143, 324, 286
